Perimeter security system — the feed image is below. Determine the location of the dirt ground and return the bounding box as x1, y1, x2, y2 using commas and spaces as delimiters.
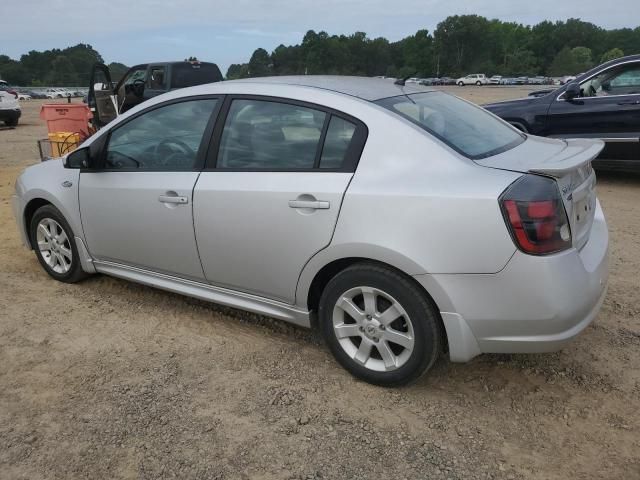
1, 88, 639, 480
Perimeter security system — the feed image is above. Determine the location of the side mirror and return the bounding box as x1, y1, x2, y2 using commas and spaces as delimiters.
565, 82, 581, 100
64, 147, 90, 169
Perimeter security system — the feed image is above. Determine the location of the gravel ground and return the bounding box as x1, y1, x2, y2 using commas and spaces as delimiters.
1, 88, 639, 480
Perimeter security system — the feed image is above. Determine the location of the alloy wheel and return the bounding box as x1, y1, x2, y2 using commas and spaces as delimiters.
332, 286, 415, 372
36, 218, 73, 274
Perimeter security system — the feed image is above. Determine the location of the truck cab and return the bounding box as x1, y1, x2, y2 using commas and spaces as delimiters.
88, 61, 223, 128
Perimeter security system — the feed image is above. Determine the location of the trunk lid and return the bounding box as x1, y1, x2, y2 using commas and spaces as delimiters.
476, 135, 604, 251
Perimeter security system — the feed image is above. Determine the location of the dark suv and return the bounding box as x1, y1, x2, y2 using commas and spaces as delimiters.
484, 55, 640, 170
88, 61, 223, 128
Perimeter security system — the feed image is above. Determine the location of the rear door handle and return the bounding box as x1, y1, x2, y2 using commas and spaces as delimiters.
158, 194, 188, 205
288, 200, 330, 209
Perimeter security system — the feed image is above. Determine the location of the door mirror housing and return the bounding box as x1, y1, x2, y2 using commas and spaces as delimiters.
64, 147, 91, 169
565, 82, 581, 100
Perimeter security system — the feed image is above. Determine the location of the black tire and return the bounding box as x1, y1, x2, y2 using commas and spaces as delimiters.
475, 81, 482, 86
5, 117, 18, 127
319, 263, 443, 387
457, 81, 464, 86
29, 204, 88, 283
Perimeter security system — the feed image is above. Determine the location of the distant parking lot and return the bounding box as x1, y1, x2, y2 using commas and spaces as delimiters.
1, 88, 638, 480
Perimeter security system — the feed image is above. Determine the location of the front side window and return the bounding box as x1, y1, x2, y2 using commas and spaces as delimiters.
580, 63, 640, 97
377, 92, 524, 159
217, 99, 326, 169
105, 99, 217, 170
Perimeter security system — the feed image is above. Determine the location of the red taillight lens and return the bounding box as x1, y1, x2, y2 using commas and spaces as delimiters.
500, 174, 571, 255
8, 89, 18, 99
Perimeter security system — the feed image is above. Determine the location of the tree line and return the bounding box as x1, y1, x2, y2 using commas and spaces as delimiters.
0, 44, 128, 86
1, 16, 639, 86
227, 16, 640, 79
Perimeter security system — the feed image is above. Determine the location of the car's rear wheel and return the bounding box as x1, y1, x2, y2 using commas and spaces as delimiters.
457, 81, 464, 86
29, 205, 88, 283
5, 117, 18, 127
319, 263, 443, 386
475, 81, 482, 86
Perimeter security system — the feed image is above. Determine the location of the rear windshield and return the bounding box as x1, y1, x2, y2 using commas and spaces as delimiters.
170, 63, 223, 89
376, 92, 524, 159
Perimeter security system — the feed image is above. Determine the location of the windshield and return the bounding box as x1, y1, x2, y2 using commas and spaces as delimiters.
376, 92, 524, 159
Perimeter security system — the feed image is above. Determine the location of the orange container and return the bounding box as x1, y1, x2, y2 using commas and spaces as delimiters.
40, 104, 93, 136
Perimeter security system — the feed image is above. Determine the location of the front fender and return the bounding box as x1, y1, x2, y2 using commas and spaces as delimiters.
16, 160, 82, 247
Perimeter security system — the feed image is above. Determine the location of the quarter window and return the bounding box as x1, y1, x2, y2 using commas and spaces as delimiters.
217, 99, 326, 169
105, 99, 217, 170
319, 117, 356, 169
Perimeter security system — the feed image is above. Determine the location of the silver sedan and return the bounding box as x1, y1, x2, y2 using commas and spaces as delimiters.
12, 76, 609, 386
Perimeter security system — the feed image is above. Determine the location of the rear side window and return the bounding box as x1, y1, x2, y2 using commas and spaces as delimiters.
170, 63, 223, 88
217, 99, 326, 169
377, 92, 524, 159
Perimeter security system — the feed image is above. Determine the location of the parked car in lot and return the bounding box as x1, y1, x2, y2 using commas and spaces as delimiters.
456, 74, 488, 86
484, 54, 640, 170
17, 92, 32, 100
0, 88, 21, 126
12, 76, 609, 386
439, 76, 457, 85
88, 60, 223, 128
45, 88, 72, 99
489, 75, 502, 85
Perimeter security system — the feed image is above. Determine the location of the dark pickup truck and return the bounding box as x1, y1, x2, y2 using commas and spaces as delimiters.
484, 55, 640, 171
88, 61, 223, 128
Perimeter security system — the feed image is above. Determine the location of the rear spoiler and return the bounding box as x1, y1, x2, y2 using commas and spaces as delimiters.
529, 139, 604, 177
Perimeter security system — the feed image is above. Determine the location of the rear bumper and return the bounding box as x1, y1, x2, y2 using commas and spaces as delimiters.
415, 200, 609, 362
0, 108, 21, 121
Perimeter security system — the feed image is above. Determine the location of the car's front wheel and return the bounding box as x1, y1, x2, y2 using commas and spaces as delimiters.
457, 81, 464, 86
319, 263, 443, 386
29, 205, 88, 283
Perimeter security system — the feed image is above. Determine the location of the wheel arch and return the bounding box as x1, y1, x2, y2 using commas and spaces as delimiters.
23, 197, 53, 248
301, 254, 450, 353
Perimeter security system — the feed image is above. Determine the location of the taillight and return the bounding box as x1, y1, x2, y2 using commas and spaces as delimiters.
8, 89, 18, 99
500, 174, 571, 255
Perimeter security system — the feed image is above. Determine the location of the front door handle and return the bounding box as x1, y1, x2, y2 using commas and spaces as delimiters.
288, 200, 330, 210
158, 194, 188, 205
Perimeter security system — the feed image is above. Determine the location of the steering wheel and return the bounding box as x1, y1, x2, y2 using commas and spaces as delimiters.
153, 139, 195, 166
131, 78, 145, 97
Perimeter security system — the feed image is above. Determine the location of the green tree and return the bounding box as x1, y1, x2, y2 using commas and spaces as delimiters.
47, 55, 77, 86
107, 62, 130, 82
248, 48, 271, 77
601, 48, 624, 63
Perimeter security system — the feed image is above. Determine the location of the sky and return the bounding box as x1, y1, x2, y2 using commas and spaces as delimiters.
2, 0, 639, 74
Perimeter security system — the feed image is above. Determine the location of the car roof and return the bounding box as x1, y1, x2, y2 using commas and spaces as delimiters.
228, 75, 434, 101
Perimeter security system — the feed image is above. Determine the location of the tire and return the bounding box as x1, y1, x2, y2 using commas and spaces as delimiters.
476, 81, 482, 86
457, 81, 464, 86
319, 263, 443, 386
29, 205, 88, 283
5, 117, 18, 127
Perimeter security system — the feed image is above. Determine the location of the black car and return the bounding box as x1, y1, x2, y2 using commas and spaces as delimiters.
484, 55, 640, 170
88, 60, 223, 128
